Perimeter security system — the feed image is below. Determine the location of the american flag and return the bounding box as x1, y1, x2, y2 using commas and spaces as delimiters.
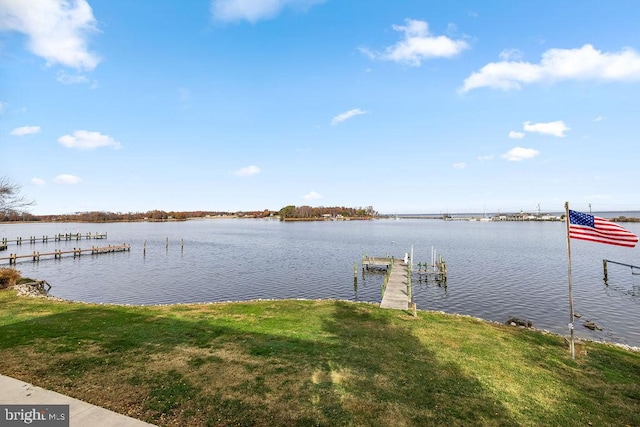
569, 210, 638, 248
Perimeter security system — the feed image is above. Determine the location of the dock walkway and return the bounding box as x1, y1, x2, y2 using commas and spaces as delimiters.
380, 258, 410, 310
362, 251, 446, 311
0, 244, 130, 265
1, 233, 107, 247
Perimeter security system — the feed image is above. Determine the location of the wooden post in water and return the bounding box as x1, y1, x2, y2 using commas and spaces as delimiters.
603, 259, 608, 283
143, 241, 147, 256
407, 264, 412, 303
181, 238, 184, 251
166, 237, 169, 250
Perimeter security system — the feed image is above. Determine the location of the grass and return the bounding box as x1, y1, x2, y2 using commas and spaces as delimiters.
0, 290, 639, 426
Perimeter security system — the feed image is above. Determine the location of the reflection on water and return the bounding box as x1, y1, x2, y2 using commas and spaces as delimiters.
1, 219, 639, 347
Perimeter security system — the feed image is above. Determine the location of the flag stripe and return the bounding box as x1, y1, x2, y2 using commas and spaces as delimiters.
568, 210, 638, 248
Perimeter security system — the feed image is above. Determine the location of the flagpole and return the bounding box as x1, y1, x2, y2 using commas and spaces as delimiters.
565, 201, 575, 360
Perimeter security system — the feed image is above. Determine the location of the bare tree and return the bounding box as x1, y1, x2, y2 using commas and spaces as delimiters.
0, 177, 34, 215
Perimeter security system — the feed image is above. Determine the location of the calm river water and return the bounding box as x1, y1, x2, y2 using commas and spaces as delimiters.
2, 219, 640, 347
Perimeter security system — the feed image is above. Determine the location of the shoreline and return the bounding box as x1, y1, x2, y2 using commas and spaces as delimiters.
10, 284, 639, 354
3, 214, 640, 225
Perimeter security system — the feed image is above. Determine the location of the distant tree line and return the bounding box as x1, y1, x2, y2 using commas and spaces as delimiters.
610, 216, 640, 223
278, 205, 377, 220
1, 209, 276, 223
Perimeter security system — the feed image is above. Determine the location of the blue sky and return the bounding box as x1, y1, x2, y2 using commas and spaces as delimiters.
1, 0, 640, 215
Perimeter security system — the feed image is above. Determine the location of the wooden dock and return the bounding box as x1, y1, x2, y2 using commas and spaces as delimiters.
1, 233, 107, 246
361, 251, 447, 311
380, 258, 411, 310
362, 256, 394, 271
0, 244, 130, 265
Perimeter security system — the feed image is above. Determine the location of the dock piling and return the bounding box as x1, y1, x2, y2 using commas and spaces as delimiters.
0, 244, 131, 265
363, 248, 447, 311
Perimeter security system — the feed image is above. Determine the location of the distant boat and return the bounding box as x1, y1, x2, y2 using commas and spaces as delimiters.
479, 209, 491, 221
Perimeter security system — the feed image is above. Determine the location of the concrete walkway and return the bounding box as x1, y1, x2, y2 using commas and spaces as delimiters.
0, 374, 156, 426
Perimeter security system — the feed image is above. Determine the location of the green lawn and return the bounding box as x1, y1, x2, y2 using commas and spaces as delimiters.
0, 289, 638, 426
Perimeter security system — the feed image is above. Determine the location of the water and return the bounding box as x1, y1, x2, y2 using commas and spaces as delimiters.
2, 219, 640, 347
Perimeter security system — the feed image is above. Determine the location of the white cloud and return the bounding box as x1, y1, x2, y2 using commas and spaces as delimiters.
234, 165, 261, 177
211, 0, 325, 23
54, 174, 81, 184
452, 162, 466, 169
523, 120, 569, 137
0, 0, 100, 70
360, 19, 469, 66
499, 49, 524, 61
461, 44, 640, 92
508, 131, 525, 139
56, 70, 92, 85
594, 115, 606, 122
31, 177, 46, 185
57, 130, 122, 150
331, 108, 366, 126
500, 147, 540, 162
477, 155, 494, 161
303, 191, 322, 200
10, 126, 41, 136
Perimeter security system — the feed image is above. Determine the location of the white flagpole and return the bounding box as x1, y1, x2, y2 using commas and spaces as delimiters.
565, 201, 575, 360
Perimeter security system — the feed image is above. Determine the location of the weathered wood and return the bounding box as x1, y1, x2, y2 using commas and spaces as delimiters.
380, 258, 410, 310
0, 244, 130, 265
364, 252, 447, 311
19, 280, 51, 292
1, 233, 107, 246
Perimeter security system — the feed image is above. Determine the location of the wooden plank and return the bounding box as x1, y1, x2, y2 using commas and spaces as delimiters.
0, 233, 107, 246
380, 259, 409, 310
0, 244, 130, 265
